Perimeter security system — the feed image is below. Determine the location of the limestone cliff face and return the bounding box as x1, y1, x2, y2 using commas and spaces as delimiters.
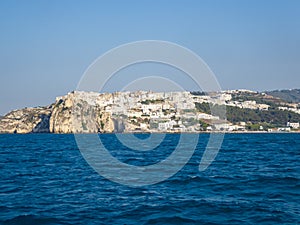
96, 111, 114, 133
0, 92, 115, 134
48, 92, 115, 133
0, 107, 52, 134
49, 95, 73, 133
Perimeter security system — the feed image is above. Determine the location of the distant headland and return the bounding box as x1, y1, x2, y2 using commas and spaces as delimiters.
0, 89, 299, 134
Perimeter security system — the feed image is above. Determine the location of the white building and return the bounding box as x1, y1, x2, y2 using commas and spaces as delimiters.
127, 110, 143, 118
214, 123, 231, 131
197, 113, 220, 120
181, 112, 197, 119
158, 122, 171, 131
287, 122, 299, 129
228, 125, 246, 131
140, 123, 148, 130
162, 104, 170, 110
277, 127, 291, 132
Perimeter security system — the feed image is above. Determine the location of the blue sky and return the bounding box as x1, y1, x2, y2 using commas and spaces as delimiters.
0, 0, 300, 115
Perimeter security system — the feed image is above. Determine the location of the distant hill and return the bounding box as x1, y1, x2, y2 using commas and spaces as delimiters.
265, 89, 300, 103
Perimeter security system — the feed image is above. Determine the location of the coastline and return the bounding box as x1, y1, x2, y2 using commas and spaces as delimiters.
1, 130, 299, 134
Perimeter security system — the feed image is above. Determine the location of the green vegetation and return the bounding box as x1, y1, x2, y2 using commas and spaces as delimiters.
182, 109, 196, 113
195, 102, 300, 127
246, 123, 275, 131
266, 89, 300, 103
231, 92, 280, 108
141, 99, 164, 105
190, 91, 206, 96
53, 99, 63, 108
100, 121, 104, 130
199, 120, 209, 131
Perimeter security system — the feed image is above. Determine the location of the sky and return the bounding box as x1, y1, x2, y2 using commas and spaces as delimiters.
0, 0, 300, 115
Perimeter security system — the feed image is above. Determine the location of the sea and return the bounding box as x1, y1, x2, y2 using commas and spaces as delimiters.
0, 133, 299, 225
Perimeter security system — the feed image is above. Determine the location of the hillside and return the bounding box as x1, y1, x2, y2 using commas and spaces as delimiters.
265, 89, 300, 103
0, 89, 299, 133
195, 102, 300, 127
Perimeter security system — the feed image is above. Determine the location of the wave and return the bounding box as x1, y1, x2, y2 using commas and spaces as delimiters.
2, 215, 65, 225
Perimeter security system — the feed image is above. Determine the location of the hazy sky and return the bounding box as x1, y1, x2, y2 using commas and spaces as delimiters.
0, 0, 300, 115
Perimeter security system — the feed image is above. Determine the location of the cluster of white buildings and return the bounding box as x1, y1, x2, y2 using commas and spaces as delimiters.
287, 122, 300, 129
192, 90, 271, 111
226, 100, 270, 110
63, 90, 299, 132
278, 106, 300, 114
94, 91, 239, 132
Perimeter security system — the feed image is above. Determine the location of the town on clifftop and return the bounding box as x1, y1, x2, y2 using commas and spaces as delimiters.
0, 89, 299, 134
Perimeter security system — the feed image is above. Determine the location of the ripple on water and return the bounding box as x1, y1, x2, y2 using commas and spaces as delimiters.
0, 133, 299, 224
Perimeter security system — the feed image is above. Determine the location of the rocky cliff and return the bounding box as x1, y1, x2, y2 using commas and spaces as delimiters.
0, 92, 115, 134
3, 89, 298, 134
0, 107, 52, 133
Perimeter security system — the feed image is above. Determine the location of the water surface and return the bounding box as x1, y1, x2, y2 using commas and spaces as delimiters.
0, 134, 299, 224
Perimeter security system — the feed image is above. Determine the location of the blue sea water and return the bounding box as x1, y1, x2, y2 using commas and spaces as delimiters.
0, 133, 299, 225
